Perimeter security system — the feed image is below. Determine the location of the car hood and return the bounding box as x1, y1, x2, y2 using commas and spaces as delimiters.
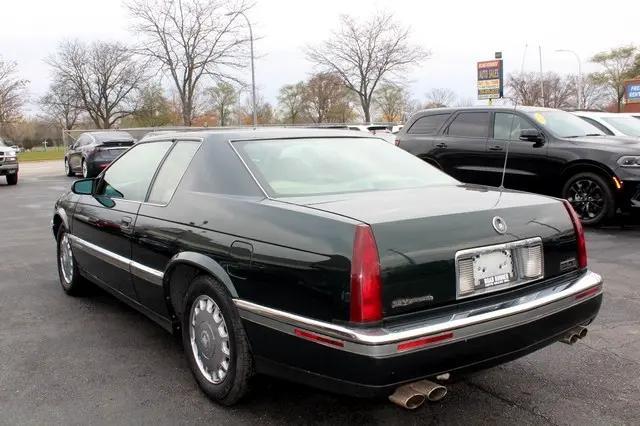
0, 146, 15, 155
564, 135, 640, 151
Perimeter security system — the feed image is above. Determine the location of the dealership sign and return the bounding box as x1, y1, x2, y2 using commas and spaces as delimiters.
477, 60, 504, 100
625, 79, 640, 104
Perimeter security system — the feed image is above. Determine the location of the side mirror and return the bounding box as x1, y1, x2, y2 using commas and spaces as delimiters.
71, 178, 94, 195
519, 129, 544, 145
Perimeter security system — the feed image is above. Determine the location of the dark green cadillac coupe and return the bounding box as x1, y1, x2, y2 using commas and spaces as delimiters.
52, 129, 602, 408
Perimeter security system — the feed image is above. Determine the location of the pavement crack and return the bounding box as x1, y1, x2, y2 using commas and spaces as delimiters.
464, 379, 560, 426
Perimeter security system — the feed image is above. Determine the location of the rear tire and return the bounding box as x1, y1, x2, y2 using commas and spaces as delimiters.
81, 159, 89, 178
6, 173, 17, 185
562, 172, 615, 226
182, 275, 253, 406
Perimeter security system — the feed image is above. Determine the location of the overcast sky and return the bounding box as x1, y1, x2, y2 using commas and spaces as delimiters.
1, 0, 638, 115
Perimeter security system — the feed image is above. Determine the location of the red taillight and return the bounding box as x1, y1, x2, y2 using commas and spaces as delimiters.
350, 224, 383, 322
562, 200, 587, 269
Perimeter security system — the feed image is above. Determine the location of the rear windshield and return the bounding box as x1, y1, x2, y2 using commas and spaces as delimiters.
233, 137, 457, 197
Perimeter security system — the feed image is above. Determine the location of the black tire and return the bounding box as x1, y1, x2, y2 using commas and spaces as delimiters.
65, 158, 74, 177
182, 275, 253, 406
56, 226, 84, 296
6, 173, 18, 185
81, 159, 90, 178
562, 172, 615, 226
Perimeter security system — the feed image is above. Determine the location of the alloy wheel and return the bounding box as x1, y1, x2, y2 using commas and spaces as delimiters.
82, 161, 88, 178
566, 178, 605, 220
189, 295, 231, 385
59, 234, 74, 285
64, 159, 70, 176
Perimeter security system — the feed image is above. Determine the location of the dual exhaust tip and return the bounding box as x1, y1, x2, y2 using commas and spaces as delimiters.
560, 325, 588, 345
388, 378, 447, 410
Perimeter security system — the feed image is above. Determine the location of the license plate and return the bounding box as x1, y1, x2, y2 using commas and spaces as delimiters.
472, 249, 514, 288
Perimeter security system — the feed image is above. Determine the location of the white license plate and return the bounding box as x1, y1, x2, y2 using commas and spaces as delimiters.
473, 249, 514, 288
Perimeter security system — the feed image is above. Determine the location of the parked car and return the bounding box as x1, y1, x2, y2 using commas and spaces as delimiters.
0, 139, 19, 185
573, 111, 640, 138
65, 131, 135, 178
52, 128, 602, 407
396, 106, 640, 226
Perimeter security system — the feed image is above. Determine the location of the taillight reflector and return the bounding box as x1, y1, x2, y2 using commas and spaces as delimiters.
397, 332, 454, 352
350, 224, 383, 323
575, 285, 601, 300
562, 200, 587, 269
294, 328, 344, 348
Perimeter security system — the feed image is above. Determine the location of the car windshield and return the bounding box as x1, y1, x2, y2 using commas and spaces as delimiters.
525, 110, 605, 138
234, 137, 458, 197
602, 116, 640, 137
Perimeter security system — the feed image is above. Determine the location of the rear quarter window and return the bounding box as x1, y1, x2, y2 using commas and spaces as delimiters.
407, 114, 450, 135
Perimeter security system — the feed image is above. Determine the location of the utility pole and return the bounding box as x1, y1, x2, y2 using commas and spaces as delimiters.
555, 49, 583, 109
539, 45, 545, 107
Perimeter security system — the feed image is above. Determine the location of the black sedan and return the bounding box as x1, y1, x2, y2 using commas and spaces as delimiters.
65, 131, 135, 178
396, 106, 640, 226
52, 129, 602, 408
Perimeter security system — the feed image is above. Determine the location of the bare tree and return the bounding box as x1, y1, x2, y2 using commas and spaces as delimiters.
374, 84, 409, 122
304, 72, 350, 123
591, 46, 639, 112
39, 77, 83, 130
47, 40, 146, 129
579, 74, 611, 110
207, 82, 238, 126
0, 58, 28, 133
507, 72, 576, 108
278, 82, 307, 124
424, 88, 457, 108
126, 0, 251, 126
237, 92, 273, 125
306, 12, 429, 123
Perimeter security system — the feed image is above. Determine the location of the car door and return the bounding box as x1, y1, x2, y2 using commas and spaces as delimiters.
129, 140, 202, 317
485, 112, 549, 191
434, 111, 491, 184
71, 141, 174, 300
400, 113, 451, 166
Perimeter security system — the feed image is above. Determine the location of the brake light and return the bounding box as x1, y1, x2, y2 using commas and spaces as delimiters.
350, 224, 383, 322
562, 200, 587, 269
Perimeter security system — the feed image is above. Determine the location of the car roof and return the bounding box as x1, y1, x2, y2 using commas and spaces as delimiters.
573, 111, 623, 118
410, 105, 561, 117
80, 131, 135, 142
139, 127, 380, 143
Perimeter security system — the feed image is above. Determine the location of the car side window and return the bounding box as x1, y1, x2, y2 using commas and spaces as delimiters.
407, 114, 450, 135
147, 141, 201, 204
446, 112, 490, 138
579, 116, 614, 135
493, 113, 535, 140
96, 141, 173, 201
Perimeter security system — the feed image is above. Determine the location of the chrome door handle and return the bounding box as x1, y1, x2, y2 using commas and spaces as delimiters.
121, 216, 133, 228
435, 142, 447, 148
489, 145, 503, 151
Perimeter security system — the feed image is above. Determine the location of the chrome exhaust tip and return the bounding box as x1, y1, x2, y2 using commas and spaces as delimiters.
411, 379, 448, 402
388, 384, 426, 410
560, 333, 579, 345
575, 325, 588, 339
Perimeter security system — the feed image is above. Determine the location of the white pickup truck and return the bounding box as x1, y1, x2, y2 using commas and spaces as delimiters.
0, 139, 19, 185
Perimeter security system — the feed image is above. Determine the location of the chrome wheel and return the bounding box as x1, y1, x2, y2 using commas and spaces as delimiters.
82, 161, 88, 178
64, 159, 70, 176
59, 234, 74, 285
566, 178, 605, 220
189, 295, 231, 385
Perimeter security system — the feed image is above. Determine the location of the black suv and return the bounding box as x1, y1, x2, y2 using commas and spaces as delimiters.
396, 106, 640, 225
65, 131, 135, 178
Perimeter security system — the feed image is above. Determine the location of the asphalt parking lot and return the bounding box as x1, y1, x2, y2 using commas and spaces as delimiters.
1, 161, 639, 426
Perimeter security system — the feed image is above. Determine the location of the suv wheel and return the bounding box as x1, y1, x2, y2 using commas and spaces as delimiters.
6, 173, 18, 185
65, 159, 74, 177
182, 275, 253, 406
562, 172, 614, 226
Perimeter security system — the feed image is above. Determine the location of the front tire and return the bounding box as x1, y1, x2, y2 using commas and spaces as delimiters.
81, 159, 89, 178
6, 173, 17, 185
65, 159, 74, 177
182, 275, 253, 406
562, 172, 615, 226
56, 226, 84, 295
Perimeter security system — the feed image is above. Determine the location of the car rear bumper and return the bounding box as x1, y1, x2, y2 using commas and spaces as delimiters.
236, 270, 603, 397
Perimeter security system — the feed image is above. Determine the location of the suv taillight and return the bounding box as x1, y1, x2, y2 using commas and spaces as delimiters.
350, 224, 383, 322
562, 200, 587, 269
